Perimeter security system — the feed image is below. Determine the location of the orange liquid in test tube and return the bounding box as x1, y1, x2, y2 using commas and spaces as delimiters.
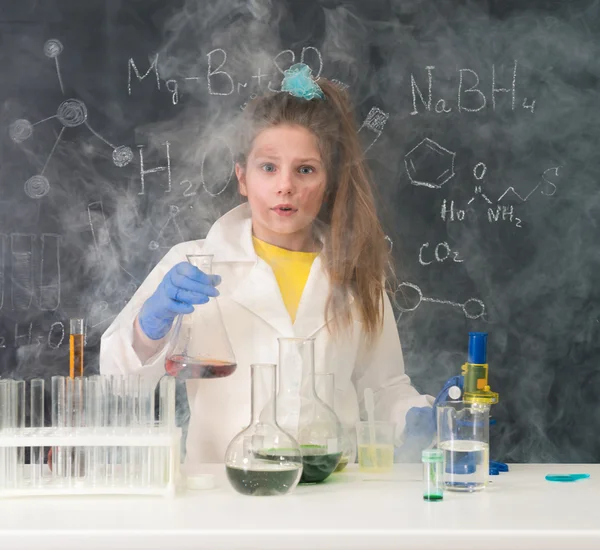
69, 319, 84, 378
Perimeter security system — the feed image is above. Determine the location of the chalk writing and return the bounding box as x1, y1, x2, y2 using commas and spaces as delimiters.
138, 142, 172, 195
410, 60, 534, 115
149, 205, 184, 251
359, 107, 389, 152
405, 138, 456, 188
419, 242, 464, 265
10, 40, 133, 199
11, 234, 34, 311
395, 281, 485, 320
39, 234, 61, 311
498, 166, 560, 202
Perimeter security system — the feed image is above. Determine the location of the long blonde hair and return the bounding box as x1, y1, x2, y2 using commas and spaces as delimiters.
237, 78, 390, 344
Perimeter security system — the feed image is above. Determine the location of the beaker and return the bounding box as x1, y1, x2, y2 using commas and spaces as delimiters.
437, 400, 490, 492
356, 421, 395, 474
165, 255, 236, 380
274, 337, 344, 483
314, 373, 355, 471
224, 363, 302, 496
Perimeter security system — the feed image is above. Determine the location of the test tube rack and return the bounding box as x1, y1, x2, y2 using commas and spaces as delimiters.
0, 374, 181, 498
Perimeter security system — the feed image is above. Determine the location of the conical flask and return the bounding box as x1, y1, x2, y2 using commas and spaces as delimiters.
274, 337, 344, 483
314, 372, 356, 472
224, 363, 303, 496
165, 255, 237, 380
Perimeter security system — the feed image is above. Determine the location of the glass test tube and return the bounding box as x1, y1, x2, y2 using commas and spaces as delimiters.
86, 377, 100, 485
159, 377, 176, 429
15, 380, 26, 486
126, 375, 140, 486
51, 376, 66, 479
30, 379, 45, 486
65, 377, 74, 484
99, 375, 110, 486
110, 375, 124, 486
157, 377, 176, 484
0, 381, 9, 489
139, 377, 155, 487
73, 377, 85, 480
5, 381, 18, 489
69, 318, 84, 379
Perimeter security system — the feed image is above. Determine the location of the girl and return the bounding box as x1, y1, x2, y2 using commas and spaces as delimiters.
100, 64, 438, 465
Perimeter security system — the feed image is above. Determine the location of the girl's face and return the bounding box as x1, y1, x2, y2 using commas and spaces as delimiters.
236, 124, 326, 251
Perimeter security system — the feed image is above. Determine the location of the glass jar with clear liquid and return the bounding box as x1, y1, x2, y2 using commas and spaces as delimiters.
437, 400, 490, 491
164, 255, 237, 380
224, 363, 303, 496
267, 337, 344, 484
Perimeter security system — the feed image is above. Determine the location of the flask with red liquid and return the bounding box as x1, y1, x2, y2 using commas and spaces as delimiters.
164, 255, 237, 380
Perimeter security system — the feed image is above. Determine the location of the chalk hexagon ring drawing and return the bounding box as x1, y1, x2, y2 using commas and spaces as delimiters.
404, 138, 456, 189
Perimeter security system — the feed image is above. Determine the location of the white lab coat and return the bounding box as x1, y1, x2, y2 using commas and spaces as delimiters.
100, 203, 433, 465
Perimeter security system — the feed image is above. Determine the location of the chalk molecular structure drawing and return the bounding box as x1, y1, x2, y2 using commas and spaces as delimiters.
8, 39, 134, 199
394, 281, 485, 320
404, 138, 456, 188
148, 205, 184, 251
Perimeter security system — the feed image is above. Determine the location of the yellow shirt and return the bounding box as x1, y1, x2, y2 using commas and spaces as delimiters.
252, 236, 319, 323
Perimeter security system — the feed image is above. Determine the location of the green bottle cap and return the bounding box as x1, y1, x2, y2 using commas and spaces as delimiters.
422, 449, 443, 463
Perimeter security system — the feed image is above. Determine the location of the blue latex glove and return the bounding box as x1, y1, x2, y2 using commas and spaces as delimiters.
404, 375, 465, 442
138, 262, 221, 340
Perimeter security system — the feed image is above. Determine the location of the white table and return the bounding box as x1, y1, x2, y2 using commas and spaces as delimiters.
0, 463, 598, 550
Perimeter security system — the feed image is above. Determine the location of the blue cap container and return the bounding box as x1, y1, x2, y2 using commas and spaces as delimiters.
468, 332, 487, 364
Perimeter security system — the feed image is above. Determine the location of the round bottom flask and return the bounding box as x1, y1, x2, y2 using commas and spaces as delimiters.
275, 338, 344, 484
224, 363, 302, 496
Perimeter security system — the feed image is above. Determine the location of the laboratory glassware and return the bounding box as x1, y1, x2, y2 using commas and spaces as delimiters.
437, 399, 490, 492
164, 255, 237, 380
274, 337, 344, 483
69, 318, 84, 378
224, 363, 302, 496
355, 421, 395, 474
314, 372, 355, 472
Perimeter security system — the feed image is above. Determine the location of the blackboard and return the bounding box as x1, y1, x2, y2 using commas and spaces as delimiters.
0, 0, 598, 463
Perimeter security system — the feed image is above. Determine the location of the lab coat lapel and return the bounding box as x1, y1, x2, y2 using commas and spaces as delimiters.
294, 256, 342, 338
229, 261, 294, 336
202, 204, 294, 336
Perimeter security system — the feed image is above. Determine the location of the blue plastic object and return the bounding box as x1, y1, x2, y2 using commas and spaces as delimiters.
468, 332, 487, 364
139, 262, 220, 340
545, 473, 590, 482
446, 457, 508, 476
433, 375, 464, 409
490, 460, 509, 472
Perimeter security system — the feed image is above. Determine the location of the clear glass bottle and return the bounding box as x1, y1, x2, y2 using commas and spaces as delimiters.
165, 255, 237, 380
422, 448, 444, 501
274, 337, 344, 484
314, 372, 355, 472
224, 363, 302, 496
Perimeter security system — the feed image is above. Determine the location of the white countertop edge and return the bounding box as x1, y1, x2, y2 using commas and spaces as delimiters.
4, 529, 600, 550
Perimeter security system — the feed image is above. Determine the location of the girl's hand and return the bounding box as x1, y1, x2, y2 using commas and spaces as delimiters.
138, 262, 221, 340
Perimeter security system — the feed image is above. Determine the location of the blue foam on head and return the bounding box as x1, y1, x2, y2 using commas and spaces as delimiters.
468, 332, 487, 364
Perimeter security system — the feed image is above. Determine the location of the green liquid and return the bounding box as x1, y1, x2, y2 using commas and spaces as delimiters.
424, 493, 444, 501
258, 445, 342, 484
226, 465, 302, 496
334, 455, 349, 472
